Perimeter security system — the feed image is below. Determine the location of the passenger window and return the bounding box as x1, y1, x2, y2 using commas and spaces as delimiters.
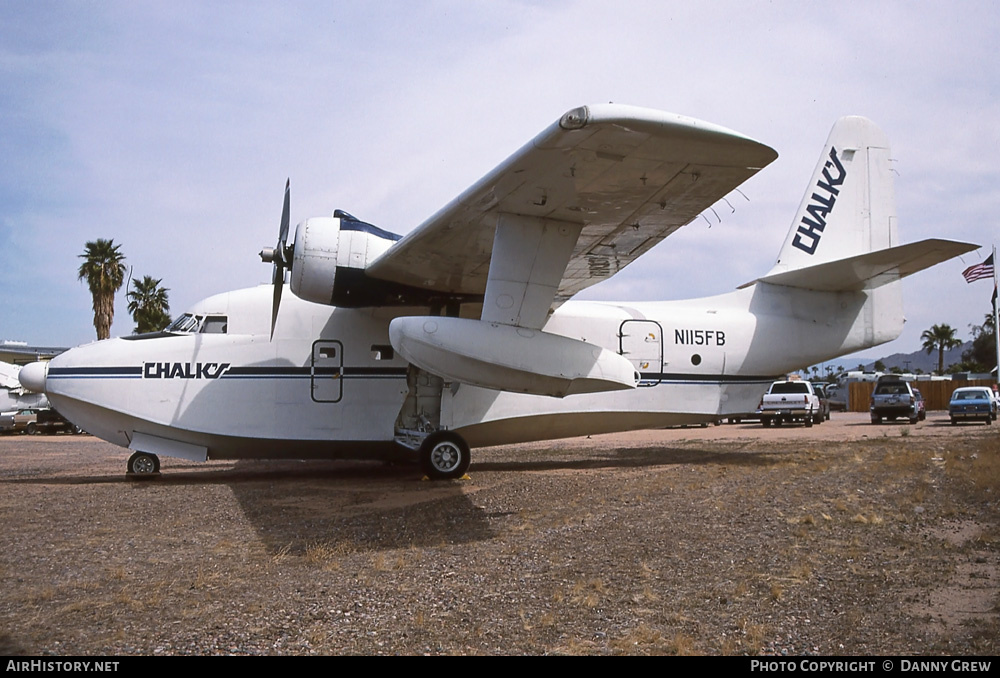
319, 346, 337, 359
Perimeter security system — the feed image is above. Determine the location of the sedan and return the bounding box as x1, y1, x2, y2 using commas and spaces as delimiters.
948, 387, 995, 425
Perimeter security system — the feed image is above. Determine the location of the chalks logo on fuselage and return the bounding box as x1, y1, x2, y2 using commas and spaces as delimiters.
143, 362, 232, 379
791, 146, 847, 255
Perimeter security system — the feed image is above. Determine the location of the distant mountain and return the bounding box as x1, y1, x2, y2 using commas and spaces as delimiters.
811, 343, 972, 376
862, 342, 972, 374
806, 342, 973, 378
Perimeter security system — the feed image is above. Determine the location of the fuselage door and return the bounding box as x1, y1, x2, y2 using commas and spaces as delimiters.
619, 320, 663, 386
311, 340, 343, 403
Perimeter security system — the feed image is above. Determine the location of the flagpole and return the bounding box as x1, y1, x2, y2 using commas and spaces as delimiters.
994, 244, 999, 382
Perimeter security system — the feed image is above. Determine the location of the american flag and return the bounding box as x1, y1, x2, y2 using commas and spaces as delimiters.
963, 253, 994, 283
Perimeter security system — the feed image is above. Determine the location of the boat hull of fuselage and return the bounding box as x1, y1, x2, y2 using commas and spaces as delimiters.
46, 392, 408, 461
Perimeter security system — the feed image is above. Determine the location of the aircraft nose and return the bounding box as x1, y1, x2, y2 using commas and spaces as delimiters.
19, 361, 48, 393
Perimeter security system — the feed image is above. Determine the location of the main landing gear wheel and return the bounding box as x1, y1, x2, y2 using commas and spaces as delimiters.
419, 432, 471, 480
127, 451, 160, 476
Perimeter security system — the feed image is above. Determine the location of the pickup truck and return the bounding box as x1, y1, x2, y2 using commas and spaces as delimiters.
759, 380, 822, 427
870, 377, 919, 425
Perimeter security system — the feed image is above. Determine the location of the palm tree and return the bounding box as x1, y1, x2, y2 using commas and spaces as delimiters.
77, 239, 127, 340
127, 276, 171, 334
921, 323, 963, 374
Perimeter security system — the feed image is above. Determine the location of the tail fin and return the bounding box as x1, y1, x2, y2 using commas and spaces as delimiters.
743, 117, 976, 353
768, 116, 895, 275
751, 116, 975, 292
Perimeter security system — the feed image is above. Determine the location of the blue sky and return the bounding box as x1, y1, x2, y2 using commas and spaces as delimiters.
2, 1, 998, 360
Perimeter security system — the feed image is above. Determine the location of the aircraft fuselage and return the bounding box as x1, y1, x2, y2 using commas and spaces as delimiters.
36, 279, 889, 463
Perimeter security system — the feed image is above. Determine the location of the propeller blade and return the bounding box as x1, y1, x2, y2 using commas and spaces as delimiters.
270, 262, 284, 340
278, 178, 290, 260
269, 179, 291, 340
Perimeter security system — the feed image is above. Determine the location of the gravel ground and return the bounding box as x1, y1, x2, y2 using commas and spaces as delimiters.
0, 411, 997, 656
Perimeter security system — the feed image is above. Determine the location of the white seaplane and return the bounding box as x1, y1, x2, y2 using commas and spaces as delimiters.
19, 105, 975, 478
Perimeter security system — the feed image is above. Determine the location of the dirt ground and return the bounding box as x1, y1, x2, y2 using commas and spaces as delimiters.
1, 411, 997, 655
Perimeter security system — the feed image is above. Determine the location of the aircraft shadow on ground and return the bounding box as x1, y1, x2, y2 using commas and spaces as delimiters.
222, 460, 500, 555
0, 459, 496, 555
0, 446, 786, 557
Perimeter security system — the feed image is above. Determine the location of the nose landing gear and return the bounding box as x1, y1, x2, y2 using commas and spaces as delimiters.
127, 451, 160, 478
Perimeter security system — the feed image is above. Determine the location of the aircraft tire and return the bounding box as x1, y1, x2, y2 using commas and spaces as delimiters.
127, 451, 160, 476
420, 431, 471, 480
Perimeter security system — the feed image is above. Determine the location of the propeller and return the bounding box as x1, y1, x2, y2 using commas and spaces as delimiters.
259, 179, 292, 339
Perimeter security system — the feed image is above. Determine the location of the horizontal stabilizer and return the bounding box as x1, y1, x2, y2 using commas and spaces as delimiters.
740, 239, 978, 291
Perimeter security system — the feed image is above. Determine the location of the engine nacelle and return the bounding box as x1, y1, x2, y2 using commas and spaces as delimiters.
290, 217, 340, 305
289, 215, 398, 306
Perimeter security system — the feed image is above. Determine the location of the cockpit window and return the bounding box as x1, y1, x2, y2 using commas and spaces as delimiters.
165, 313, 228, 334
166, 314, 201, 333
202, 316, 228, 334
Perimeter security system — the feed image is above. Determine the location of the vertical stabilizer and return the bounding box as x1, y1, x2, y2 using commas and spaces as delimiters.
767, 116, 896, 276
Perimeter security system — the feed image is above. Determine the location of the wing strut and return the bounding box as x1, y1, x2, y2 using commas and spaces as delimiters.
482, 214, 582, 329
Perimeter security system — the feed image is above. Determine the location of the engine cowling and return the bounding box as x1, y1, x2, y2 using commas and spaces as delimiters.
290, 217, 341, 305
289, 215, 400, 306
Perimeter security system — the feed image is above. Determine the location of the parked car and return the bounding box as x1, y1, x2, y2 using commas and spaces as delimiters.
35, 408, 84, 435
0, 408, 82, 435
0, 409, 38, 434
948, 387, 996, 425
811, 383, 832, 421
913, 388, 927, 421
870, 376, 919, 424
824, 383, 848, 411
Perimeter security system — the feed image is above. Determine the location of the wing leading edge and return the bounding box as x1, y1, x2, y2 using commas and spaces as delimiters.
365, 105, 778, 307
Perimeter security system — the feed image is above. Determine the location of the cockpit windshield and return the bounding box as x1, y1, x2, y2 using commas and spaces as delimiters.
166, 314, 228, 334
166, 314, 201, 333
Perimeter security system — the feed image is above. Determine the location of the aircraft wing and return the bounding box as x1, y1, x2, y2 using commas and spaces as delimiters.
365, 105, 778, 307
